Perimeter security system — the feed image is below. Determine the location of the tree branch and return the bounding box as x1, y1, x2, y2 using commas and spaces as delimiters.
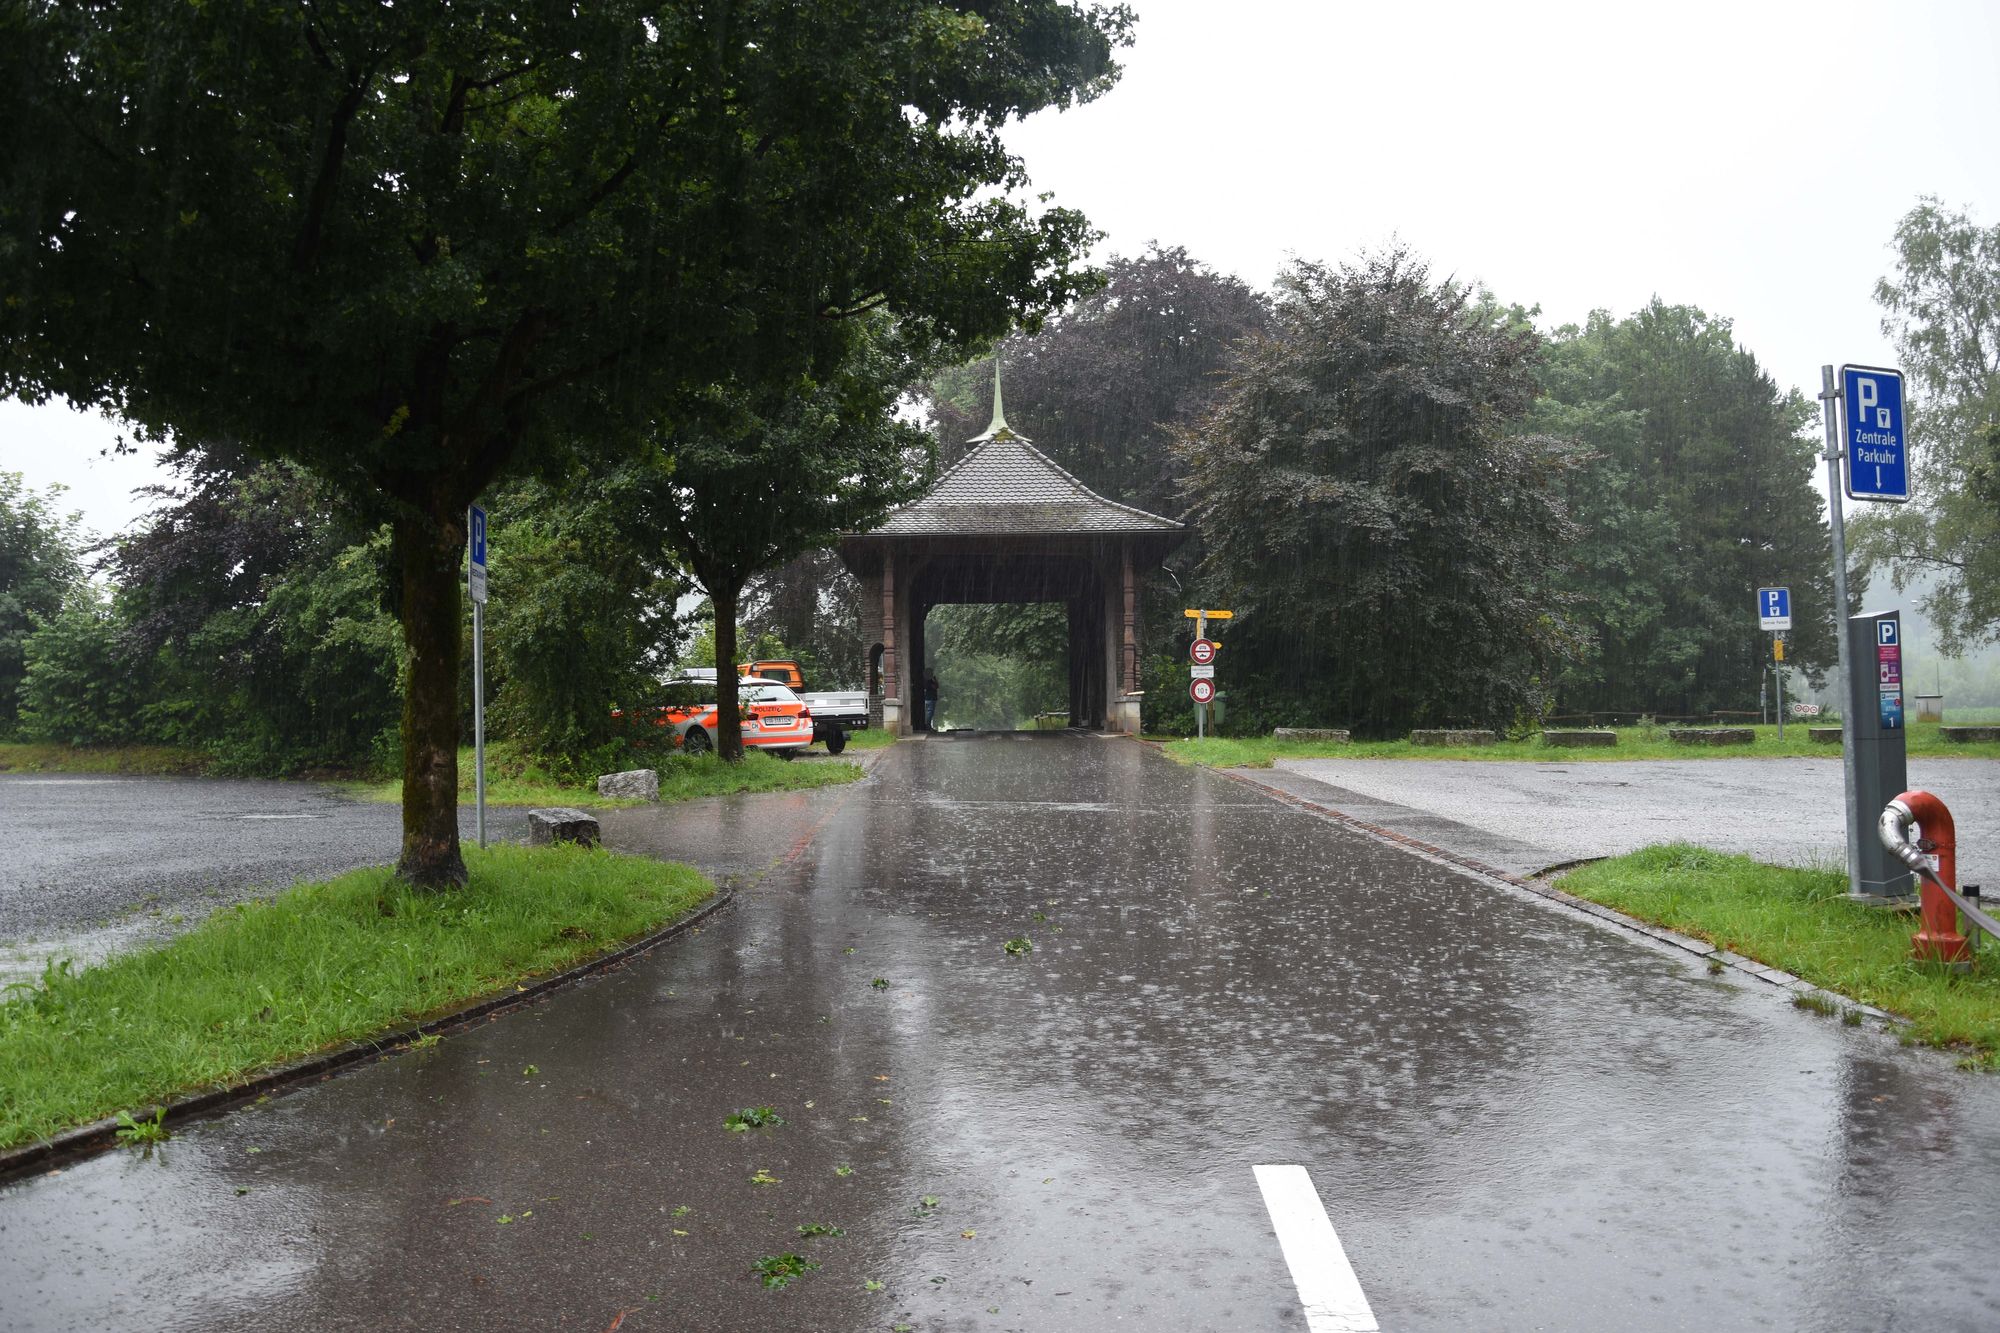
820, 294, 890, 320
291, 70, 372, 273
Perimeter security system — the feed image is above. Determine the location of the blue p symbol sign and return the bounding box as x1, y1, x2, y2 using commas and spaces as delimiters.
1879, 621, 1897, 647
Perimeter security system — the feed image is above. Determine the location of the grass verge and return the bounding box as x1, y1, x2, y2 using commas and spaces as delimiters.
0, 743, 214, 776
338, 746, 865, 807
1161, 720, 2000, 767
1559, 843, 2000, 1065
840, 728, 897, 750
0, 843, 714, 1149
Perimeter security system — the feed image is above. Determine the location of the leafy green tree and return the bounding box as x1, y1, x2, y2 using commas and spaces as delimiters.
924, 245, 1268, 513
640, 324, 932, 759
740, 550, 865, 690
1533, 302, 1840, 715
110, 456, 403, 771
0, 471, 85, 735
484, 472, 684, 774
1176, 250, 1585, 736
4, 1, 1128, 885
1852, 199, 2000, 654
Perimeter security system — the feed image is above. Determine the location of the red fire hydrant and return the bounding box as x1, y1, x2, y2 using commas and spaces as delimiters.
1878, 790, 1969, 966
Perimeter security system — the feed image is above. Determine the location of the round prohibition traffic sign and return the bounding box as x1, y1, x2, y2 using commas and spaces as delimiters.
1190, 637, 1217, 665
1189, 677, 1216, 705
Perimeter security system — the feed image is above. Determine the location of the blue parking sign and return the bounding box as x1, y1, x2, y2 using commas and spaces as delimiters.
1841, 365, 1908, 502
1757, 587, 1790, 630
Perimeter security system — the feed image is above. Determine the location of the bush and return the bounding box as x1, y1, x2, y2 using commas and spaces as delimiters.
15, 592, 140, 746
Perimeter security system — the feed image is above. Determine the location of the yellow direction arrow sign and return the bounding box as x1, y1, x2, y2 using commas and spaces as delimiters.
1184, 607, 1232, 639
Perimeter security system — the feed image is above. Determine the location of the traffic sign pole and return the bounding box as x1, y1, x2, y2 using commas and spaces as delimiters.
1820, 365, 1861, 893
1182, 610, 1231, 741
468, 505, 489, 848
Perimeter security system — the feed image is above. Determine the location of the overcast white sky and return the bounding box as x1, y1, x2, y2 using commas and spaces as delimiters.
4, 0, 1995, 543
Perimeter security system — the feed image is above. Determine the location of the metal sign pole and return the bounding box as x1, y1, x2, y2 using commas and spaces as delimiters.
1820, 365, 1860, 891
473, 600, 487, 847
1197, 611, 1206, 740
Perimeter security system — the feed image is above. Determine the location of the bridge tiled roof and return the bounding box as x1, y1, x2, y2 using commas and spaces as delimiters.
868, 434, 1183, 537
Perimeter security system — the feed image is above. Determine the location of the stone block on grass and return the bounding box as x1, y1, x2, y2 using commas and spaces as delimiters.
1273, 728, 1351, 743
527, 807, 600, 848
597, 768, 660, 801
1809, 727, 1842, 744
1541, 730, 1616, 747
1668, 728, 1754, 746
1410, 729, 1496, 747
1942, 726, 2000, 744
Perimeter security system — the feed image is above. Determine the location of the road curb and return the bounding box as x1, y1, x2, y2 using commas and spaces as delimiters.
1208, 763, 1896, 1027
0, 889, 736, 1185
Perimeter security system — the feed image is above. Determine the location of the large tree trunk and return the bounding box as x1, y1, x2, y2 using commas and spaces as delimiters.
395, 508, 468, 888
712, 578, 745, 761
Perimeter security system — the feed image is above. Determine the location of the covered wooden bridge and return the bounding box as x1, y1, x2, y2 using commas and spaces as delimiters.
838, 371, 1185, 735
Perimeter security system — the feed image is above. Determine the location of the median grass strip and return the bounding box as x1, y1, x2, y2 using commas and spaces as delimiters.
0, 743, 215, 776
0, 843, 713, 1149
1559, 843, 2000, 1065
339, 745, 865, 808
1162, 720, 2000, 768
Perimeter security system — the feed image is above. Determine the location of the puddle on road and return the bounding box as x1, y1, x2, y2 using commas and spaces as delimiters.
0, 916, 177, 990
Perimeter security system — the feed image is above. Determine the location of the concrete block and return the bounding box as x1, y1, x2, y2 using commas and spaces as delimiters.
1274, 728, 1351, 743
527, 807, 600, 848
1409, 729, 1496, 747
597, 768, 660, 801
1667, 728, 1754, 746
1942, 726, 2000, 744
1541, 730, 1616, 747
1808, 727, 1842, 744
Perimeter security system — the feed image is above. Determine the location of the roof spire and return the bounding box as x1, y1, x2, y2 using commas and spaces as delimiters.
969, 353, 1025, 444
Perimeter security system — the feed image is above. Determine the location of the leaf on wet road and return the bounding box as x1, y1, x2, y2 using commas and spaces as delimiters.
752, 1253, 820, 1289
724, 1106, 784, 1132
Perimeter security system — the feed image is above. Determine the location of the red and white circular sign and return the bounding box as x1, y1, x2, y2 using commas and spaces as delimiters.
1189, 677, 1216, 705
1190, 637, 1217, 665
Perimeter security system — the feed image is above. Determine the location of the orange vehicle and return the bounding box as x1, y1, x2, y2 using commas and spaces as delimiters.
738, 659, 805, 690
633, 675, 814, 758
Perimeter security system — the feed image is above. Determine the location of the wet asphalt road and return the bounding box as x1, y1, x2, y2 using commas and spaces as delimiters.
6, 734, 2000, 1331
0, 775, 531, 941
1262, 756, 2000, 884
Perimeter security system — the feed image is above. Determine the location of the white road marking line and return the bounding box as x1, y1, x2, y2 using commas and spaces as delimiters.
1254, 1164, 1380, 1333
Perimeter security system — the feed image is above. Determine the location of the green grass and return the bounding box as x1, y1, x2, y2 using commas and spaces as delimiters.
1161, 720, 2000, 767
0, 843, 714, 1149
338, 746, 865, 807
1560, 844, 2000, 1064
0, 743, 215, 775
840, 728, 897, 750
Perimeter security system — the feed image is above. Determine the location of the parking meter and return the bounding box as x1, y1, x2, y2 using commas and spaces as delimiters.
1846, 609, 1911, 900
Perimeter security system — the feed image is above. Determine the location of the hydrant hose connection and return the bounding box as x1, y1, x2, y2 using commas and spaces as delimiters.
1878, 790, 1998, 965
